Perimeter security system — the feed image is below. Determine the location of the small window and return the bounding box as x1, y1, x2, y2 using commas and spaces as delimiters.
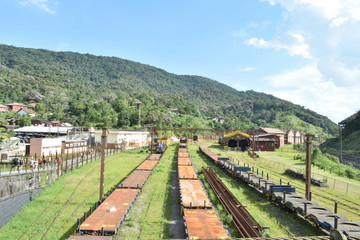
266, 142, 274, 147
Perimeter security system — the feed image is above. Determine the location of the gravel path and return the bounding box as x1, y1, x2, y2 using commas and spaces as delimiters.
169, 170, 186, 239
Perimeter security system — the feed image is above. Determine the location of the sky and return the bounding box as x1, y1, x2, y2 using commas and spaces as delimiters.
0, 0, 359, 123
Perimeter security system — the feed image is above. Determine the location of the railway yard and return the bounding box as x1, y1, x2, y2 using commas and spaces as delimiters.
0, 140, 359, 240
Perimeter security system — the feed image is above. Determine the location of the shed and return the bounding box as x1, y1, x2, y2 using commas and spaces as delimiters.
251, 135, 277, 151
258, 128, 285, 148
222, 130, 251, 151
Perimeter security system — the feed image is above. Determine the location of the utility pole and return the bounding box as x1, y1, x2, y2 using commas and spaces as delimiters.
305, 133, 313, 200
339, 123, 344, 163
135, 99, 142, 126
100, 127, 107, 200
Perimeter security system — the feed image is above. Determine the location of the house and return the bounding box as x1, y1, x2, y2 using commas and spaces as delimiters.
222, 130, 251, 151
293, 130, 302, 144
0, 104, 9, 112
257, 128, 285, 148
29, 138, 63, 157
7, 103, 28, 111
16, 108, 38, 117
31, 119, 54, 127
207, 117, 227, 124
251, 134, 277, 151
285, 130, 295, 144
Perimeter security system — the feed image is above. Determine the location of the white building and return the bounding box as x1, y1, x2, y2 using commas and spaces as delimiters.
94, 130, 150, 149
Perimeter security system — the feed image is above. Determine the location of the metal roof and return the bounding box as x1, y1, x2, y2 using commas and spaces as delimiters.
14, 126, 74, 134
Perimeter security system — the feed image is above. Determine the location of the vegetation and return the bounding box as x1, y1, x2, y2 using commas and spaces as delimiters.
118, 145, 176, 239
320, 110, 360, 165
205, 142, 360, 223
0, 149, 148, 239
187, 142, 325, 237
0, 44, 337, 136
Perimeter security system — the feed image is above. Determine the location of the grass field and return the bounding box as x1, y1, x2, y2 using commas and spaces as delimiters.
0, 149, 148, 240
117, 145, 177, 239
200, 141, 360, 223
187, 142, 325, 238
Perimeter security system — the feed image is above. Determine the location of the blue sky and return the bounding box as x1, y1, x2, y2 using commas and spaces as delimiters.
0, 0, 359, 123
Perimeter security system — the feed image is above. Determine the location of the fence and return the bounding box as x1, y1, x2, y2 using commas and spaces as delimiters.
231, 156, 360, 198
0, 146, 122, 200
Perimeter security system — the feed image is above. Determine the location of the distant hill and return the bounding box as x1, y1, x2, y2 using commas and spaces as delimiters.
0, 44, 338, 136
321, 111, 360, 166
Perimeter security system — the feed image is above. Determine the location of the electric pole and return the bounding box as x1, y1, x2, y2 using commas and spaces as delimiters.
305, 133, 313, 200
100, 127, 107, 200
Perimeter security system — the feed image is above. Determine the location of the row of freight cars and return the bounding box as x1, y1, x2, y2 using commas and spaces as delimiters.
200, 147, 360, 240
177, 140, 228, 239
69, 153, 162, 239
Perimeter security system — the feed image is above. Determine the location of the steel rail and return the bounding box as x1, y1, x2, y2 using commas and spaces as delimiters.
203, 168, 262, 238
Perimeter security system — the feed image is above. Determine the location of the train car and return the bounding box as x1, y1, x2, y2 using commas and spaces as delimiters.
183, 209, 228, 239
178, 156, 192, 166
178, 165, 198, 180
79, 189, 139, 235
178, 151, 190, 158
179, 179, 212, 209
199, 147, 360, 238
148, 153, 162, 161
118, 170, 152, 189
136, 160, 158, 171
68, 235, 112, 240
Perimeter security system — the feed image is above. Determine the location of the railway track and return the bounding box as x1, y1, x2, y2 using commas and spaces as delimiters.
202, 168, 262, 238
234, 155, 360, 218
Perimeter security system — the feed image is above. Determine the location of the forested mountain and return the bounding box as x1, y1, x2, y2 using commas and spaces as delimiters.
321, 111, 360, 164
0, 44, 338, 137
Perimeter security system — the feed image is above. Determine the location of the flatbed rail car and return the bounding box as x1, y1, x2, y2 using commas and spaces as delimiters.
200, 147, 360, 239
119, 170, 152, 189
79, 189, 139, 235
136, 160, 158, 171
74, 152, 163, 238
183, 209, 228, 239
178, 145, 228, 239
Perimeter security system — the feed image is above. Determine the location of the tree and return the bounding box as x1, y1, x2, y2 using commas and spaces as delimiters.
18, 115, 31, 127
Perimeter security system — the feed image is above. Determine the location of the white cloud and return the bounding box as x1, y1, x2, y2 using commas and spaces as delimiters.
20, 0, 58, 14
264, 65, 360, 123
246, 32, 312, 59
264, 65, 322, 88
252, 0, 360, 121
236, 66, 255, 72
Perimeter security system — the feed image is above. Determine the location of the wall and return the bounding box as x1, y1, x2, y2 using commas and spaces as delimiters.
30, 138, 63, 157
0, 187, 43, 227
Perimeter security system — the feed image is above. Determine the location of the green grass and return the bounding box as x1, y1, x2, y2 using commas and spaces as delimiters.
203, 142, 360, 223
117, 145, 177, 239
0, 149, 148, 240
188, 141, 326, 237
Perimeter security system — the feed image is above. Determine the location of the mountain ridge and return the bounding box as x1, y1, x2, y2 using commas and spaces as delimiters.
0, 44, 337, 137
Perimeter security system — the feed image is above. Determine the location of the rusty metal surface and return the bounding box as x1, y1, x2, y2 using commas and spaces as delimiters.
79, 189, 139, 234
178, 157, 192, 166
179, 143, 187, 148
148, 154, 161, 161
179, 179, 212, 208
178, 165, 197, 179
184, 209, 228, 239
136, 160, 158, 171
203, 168, 262, 238
178, 151, 190, 158
119, 170, 152, 189
238, 237, 330, 240
68, 235, 112, 240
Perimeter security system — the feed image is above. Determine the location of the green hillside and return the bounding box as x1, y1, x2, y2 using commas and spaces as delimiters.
0, 44, 337, 136
321, 111, 360, 164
